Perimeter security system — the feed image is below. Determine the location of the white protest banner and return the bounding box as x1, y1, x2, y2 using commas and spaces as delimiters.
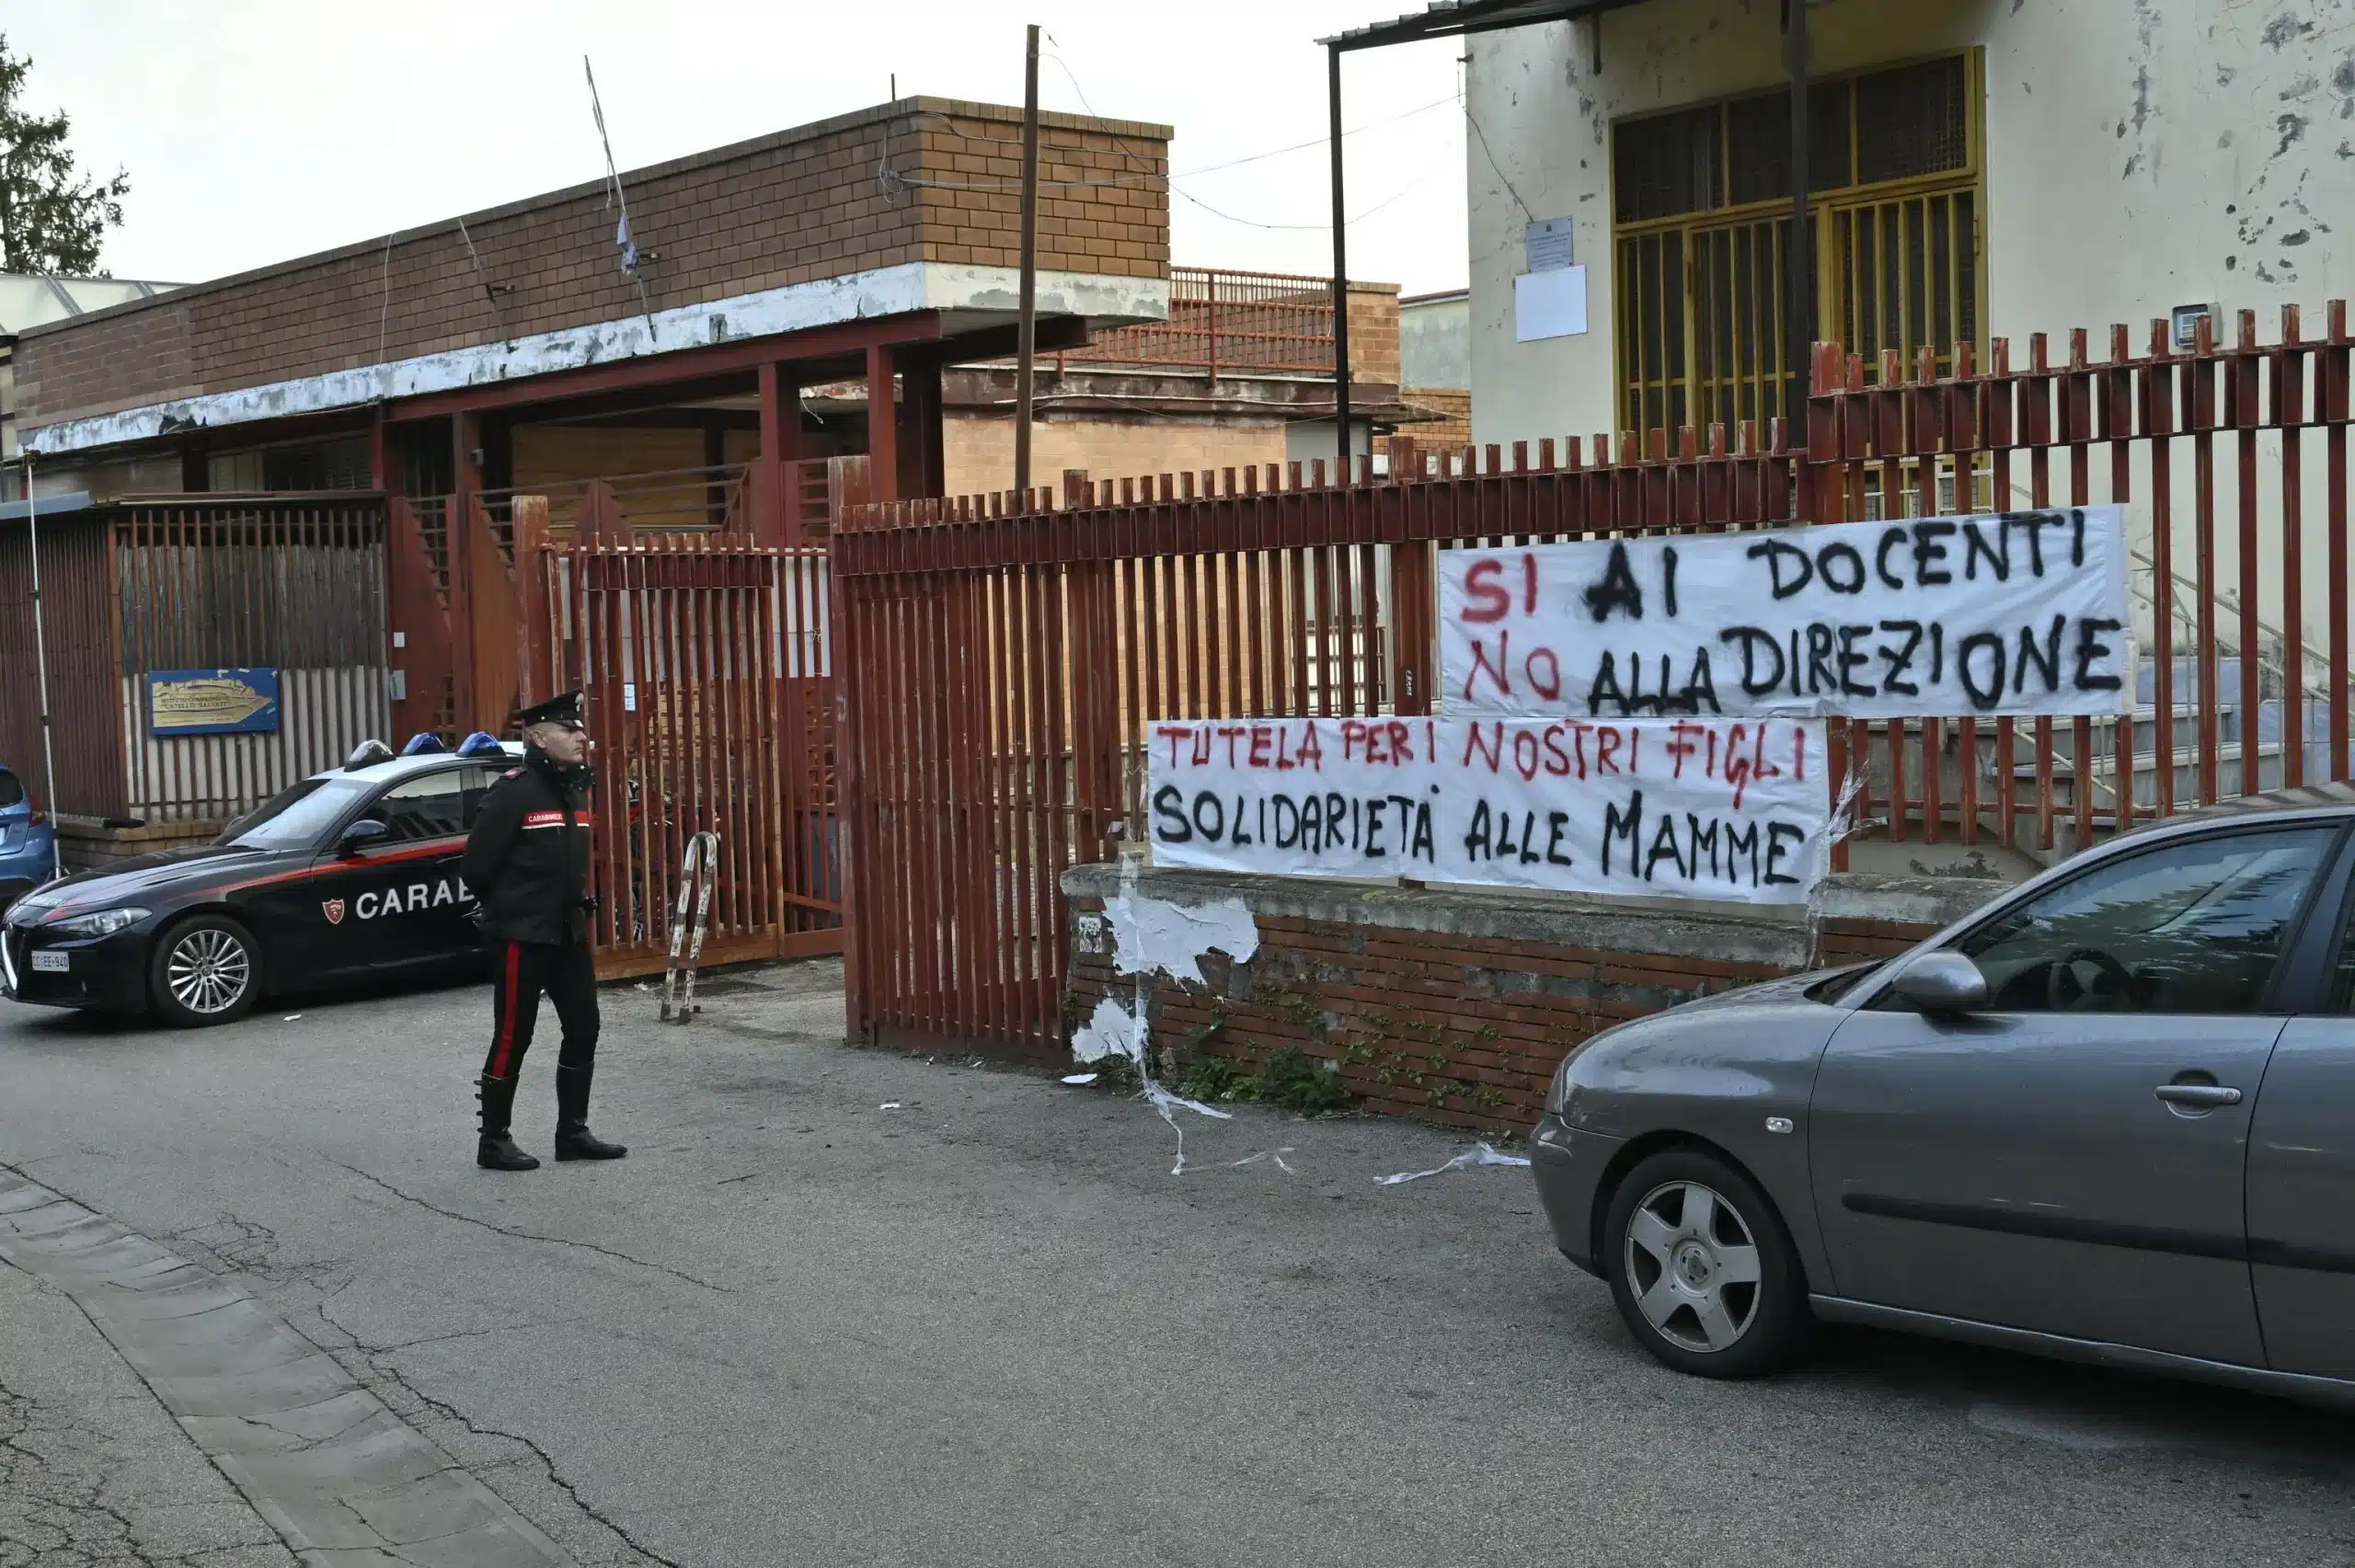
1146, 715, 1832, 904
1438, 505, 2132, 721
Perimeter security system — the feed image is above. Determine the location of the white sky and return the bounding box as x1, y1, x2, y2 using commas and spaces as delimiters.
8, 1, 1470, 296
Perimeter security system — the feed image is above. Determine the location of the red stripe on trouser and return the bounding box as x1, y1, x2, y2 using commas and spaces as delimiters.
490, 943, 522, 1077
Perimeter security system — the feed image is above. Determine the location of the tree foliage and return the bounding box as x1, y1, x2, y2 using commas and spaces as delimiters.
0, 34, 129, 277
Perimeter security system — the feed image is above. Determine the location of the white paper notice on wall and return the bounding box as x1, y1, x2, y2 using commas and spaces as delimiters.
1145, 715, 1831, 905
623, 681, 638, 713
1436, 505, 2134, 722
1514, 266, 1588, 342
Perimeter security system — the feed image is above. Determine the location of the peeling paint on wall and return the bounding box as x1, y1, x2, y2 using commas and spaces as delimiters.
1069, 864, 1257, 1174
1100, 887, 1259, 988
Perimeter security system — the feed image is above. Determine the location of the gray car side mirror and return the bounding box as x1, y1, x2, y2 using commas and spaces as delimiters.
1890, 950, 1990, 1013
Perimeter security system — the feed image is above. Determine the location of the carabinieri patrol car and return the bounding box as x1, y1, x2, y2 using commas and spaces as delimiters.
1, 734, 523, 1027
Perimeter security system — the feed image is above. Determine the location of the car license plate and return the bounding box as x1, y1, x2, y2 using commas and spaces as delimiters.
29, 951, 67, 973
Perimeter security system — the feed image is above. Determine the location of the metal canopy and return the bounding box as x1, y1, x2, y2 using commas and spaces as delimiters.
1322, 0, 1649, 52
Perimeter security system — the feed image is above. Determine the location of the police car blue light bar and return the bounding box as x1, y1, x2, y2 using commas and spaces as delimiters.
457, 732, 507, 758
401, 733, 448, 756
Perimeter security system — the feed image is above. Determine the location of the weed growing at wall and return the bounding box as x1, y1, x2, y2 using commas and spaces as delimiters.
1340, 1011, 1514, 1114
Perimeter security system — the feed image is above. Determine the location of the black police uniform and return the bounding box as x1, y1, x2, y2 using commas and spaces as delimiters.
460, 692, 626, 1171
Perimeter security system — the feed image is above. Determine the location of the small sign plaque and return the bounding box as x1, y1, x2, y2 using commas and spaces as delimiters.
148, 669, 281, 737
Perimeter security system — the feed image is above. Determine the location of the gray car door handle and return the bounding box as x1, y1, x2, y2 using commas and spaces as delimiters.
2154, 1083, 2244, 1108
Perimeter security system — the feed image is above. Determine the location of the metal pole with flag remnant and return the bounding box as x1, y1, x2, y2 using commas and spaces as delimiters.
1014, 23, 1041, 499
20, 454, 60, 882
585, 55, 658, 344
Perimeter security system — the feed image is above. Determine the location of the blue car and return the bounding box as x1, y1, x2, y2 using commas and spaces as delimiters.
0, 765, 57, 913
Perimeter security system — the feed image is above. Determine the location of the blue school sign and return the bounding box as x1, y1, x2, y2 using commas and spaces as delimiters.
147, 669, 281, 737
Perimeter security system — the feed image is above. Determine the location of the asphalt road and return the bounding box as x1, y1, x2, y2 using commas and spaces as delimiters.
2, 962, 2353, 1568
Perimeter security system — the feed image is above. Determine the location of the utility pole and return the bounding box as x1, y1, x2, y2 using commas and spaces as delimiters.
1014, 23, 1041, 501
21, 452, 58, 882
1787, 0, 1812, 429
1327, 43, 1353, 473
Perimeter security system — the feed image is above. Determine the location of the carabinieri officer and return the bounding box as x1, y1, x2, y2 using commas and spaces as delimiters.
461, 692, 626, 1171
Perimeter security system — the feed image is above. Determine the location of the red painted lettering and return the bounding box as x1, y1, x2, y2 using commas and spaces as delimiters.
1462, 632, 1513, 702
1461, 558, 1511, 624
1461, 721, 1505, 773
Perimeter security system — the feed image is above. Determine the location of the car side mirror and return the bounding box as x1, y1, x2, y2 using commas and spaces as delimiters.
1890, 951, 1990, 1013
339, 818, 388, 856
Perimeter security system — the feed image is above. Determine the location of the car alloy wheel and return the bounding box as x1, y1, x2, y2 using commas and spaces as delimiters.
165, 926, 252, 1016
1622, 1178, 1763, 1354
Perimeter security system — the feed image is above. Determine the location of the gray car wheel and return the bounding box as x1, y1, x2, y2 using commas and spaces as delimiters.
149, 915, 258, 1027
1603, 1148, 1809, 1378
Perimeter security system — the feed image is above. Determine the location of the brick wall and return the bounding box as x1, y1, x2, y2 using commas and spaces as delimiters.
942, 411, 1285, 498
1344, 283, 1401, 386
1385, 388, 1471, 456
1063, 866, 1984, 1139
20, 97, 1171, 428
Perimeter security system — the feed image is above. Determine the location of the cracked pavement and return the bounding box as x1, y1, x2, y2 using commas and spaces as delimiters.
5, 960, 2355, 1566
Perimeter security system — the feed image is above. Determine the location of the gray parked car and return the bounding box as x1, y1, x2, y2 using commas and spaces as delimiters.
1531, 783, 2355, 1406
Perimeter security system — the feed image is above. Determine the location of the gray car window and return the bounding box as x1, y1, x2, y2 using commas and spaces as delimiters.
2333, 902, 2355, 1013
1955, 826, 2334, 1014
373, 771, 468, 843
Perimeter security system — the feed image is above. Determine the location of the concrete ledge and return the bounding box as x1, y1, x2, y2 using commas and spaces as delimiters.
1063, 864, 1997, 967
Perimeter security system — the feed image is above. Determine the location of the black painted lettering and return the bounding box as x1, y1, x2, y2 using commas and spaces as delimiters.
1912, 521, 1957, 586
1462, 799, 1493, 861
1153, 785, 1191, 843
1545, 812, 1575, 866
1726, 820, 1761, 885
1720, 628, 1786, 697
2014, 613, 2064, 694
1583, 542, 1646, 622
1662, 546, 1680, 618
1586, 652, 1628, 716
1602, 791, 1643, 877
1958, 632, 2006, 712
1190, 791, 1225, 841
1764, 821, 1807, 886
1681, 648, 1722, 714
1876, 527, 1909, 590
2016, 510, 2054, 576
1876, 620, 1923, 697
1750, 539, 1815, 600
1817, 542, 1867, 594
1963, 519, 2011, 581
1806, 624, 1837, 695
1646, 818, 1690, 882
1686, 815, 1720, 880
2074, 617, 2126, 691
1837, 624, 1875, 696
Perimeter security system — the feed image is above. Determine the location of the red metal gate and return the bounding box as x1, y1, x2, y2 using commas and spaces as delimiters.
535, 532, 841, 979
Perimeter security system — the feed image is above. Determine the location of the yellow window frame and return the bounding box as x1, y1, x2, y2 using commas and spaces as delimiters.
1611, 48, 1988, 438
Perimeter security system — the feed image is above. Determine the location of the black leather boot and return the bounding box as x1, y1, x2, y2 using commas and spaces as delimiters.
477, 1074, 539, 1171
554, 1064, 626, 1162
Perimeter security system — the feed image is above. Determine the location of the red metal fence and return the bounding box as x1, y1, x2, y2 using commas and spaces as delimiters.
833, 308, 2355, 1054
1082, 266, 1338, 376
